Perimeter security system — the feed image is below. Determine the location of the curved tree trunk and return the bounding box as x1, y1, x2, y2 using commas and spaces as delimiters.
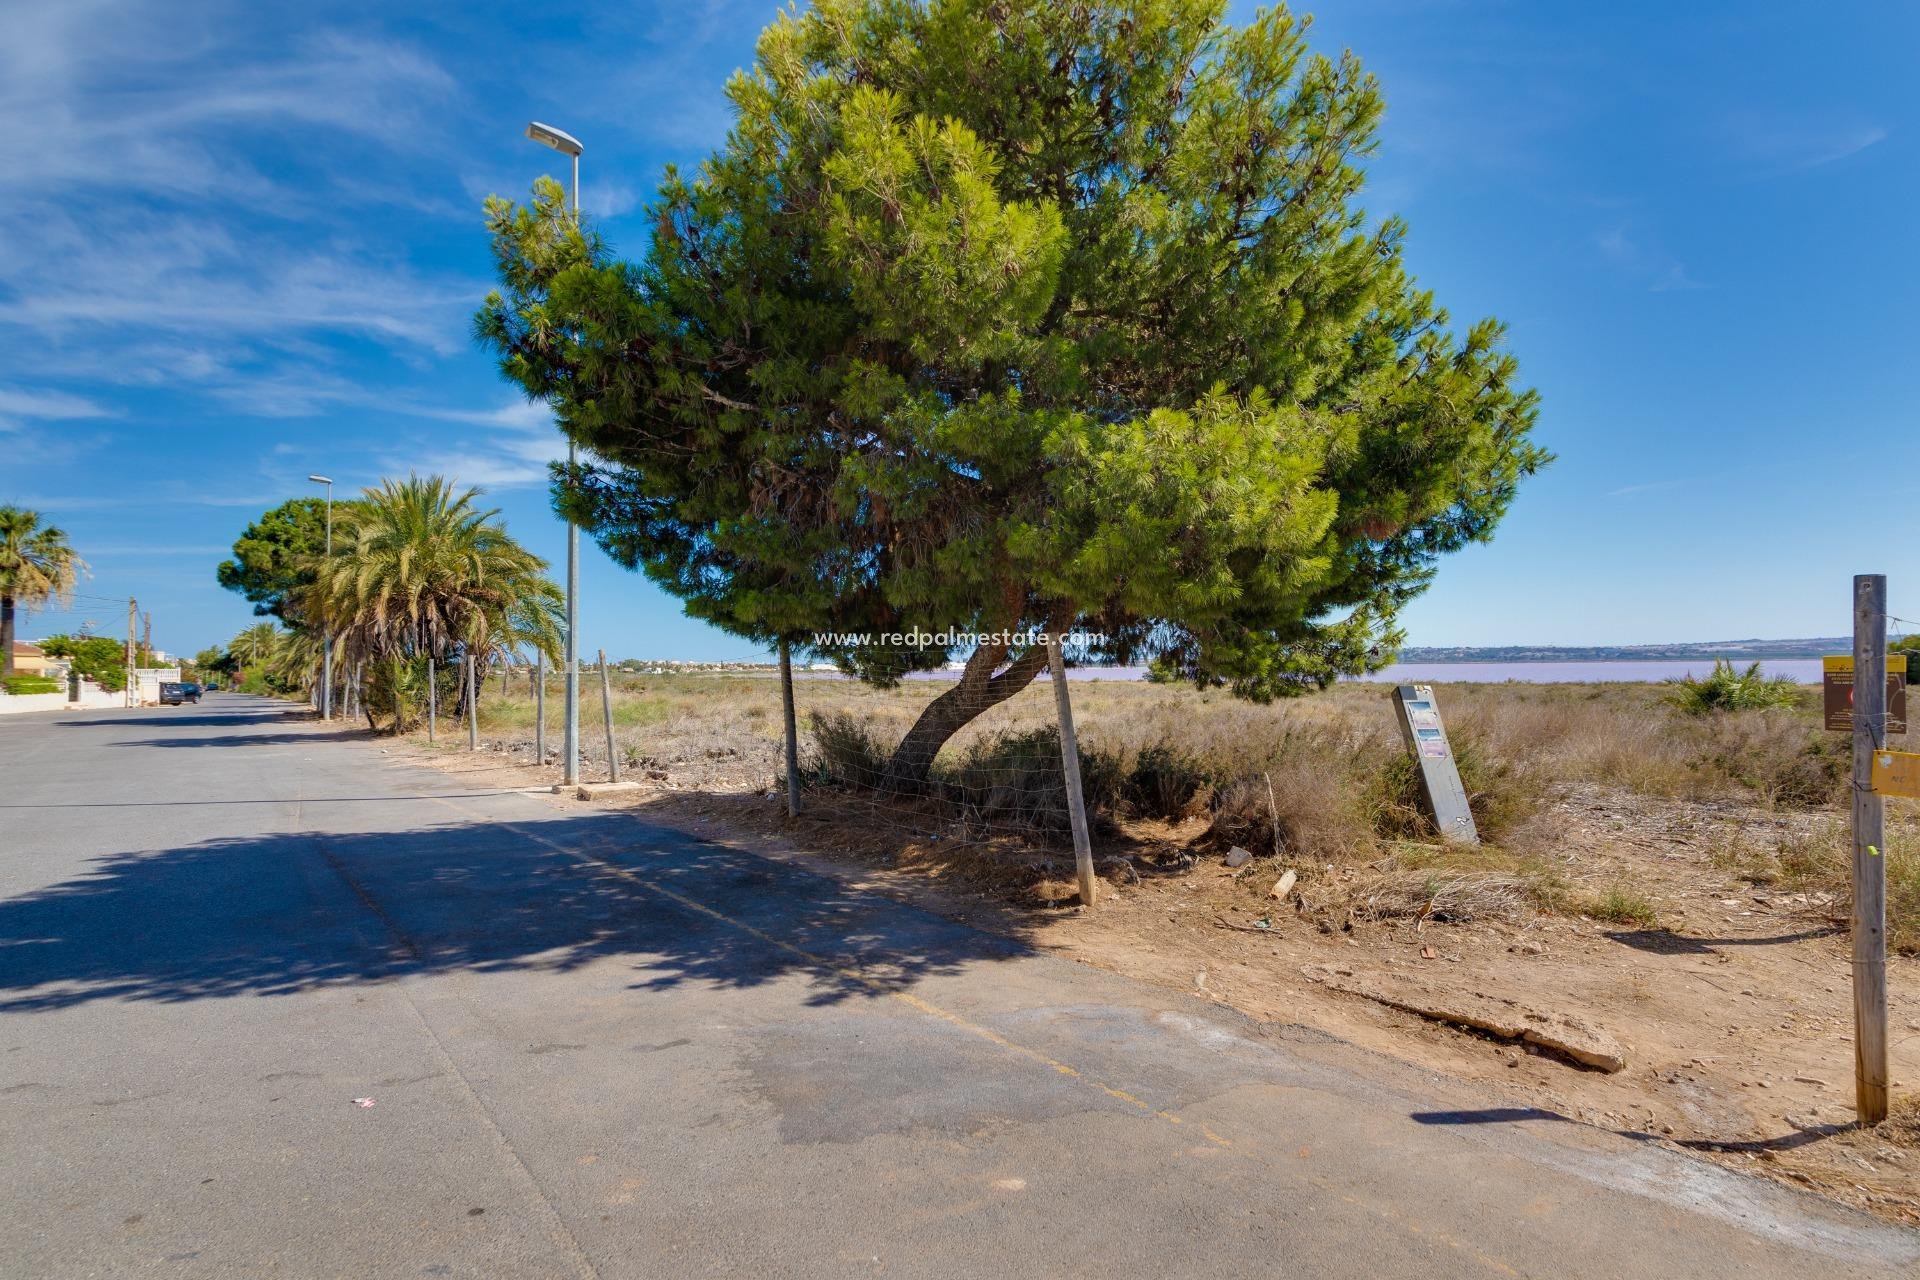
1, 594, 15, 677
880, 607, 1070, 790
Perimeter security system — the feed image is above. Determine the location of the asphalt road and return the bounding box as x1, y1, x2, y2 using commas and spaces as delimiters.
2, 694, 1916, 1279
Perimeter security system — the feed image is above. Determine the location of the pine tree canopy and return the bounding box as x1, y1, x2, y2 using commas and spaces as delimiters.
477, 0, 1548, 781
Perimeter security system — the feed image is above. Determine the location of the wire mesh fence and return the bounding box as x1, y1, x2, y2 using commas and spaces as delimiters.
429, 653, 1362, 866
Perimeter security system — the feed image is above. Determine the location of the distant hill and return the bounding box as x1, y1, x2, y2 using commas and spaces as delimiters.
1397, 638, 1853, 663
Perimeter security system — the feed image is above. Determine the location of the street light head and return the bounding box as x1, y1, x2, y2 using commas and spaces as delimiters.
307, 474, 333, 485
525, 121, 583, 157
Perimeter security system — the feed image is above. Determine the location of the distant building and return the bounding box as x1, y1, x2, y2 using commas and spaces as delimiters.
9, 642, 49, 675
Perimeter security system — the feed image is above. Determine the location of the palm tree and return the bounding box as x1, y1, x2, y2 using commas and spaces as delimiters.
298, 476, 562, 729
0, 507, 86, 677
227, 621, 282, 685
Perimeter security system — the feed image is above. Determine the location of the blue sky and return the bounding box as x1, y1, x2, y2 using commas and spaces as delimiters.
2, 0, 1914, 659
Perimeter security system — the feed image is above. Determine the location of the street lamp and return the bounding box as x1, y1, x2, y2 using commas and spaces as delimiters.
525, 120, 583, 785
308, 475, 334, 720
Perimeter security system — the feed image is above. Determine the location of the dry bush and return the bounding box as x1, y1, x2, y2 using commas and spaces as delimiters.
1123, 742, 1220, 820
451, 668, 1876, 932
809, 710, 890, 786
943, 725, 1126, 836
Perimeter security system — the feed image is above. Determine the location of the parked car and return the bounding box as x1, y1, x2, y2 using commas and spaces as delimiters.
159, 682, 201, 705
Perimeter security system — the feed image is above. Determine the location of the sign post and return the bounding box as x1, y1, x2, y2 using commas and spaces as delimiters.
1850, 575, 1891, 1126
1822, 654, 1907, 733
1390, 685, 1478, 845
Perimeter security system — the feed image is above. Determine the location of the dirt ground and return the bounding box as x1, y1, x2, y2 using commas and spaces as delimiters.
387, 732, 1920, 1227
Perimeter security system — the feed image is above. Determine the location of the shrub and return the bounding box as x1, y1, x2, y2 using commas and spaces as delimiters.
2, 674, 61, 695
1664, 659, 1802, 714
1583, 884, 1658, 926
808, 710, 891, 788
1124, 743, 1218, 820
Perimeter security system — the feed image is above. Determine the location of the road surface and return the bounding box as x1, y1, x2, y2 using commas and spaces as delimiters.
1, 695, 1914, 1278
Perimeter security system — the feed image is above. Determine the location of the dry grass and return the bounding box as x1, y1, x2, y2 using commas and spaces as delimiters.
1710, 812, 1920, 952
451, 668, 1893, 936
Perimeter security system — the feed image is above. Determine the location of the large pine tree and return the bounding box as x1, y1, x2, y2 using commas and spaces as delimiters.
478, 0, 1547, 783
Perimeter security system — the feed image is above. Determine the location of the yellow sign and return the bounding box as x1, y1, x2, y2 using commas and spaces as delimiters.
1823, 655, 1909, 674
1873, 750, 1920, 800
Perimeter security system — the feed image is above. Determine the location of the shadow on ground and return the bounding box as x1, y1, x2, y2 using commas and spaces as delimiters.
1412, 1106, 1861, 1154
0, 811, 1037, 1013
1604, 926, 1843, 955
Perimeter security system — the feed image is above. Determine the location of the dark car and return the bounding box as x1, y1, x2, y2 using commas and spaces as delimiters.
159, 682, 201, 705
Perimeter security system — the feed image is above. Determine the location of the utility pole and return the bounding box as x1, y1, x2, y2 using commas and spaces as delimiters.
124, 597, 136, 708
309, 475, 334, 719
141, 611, 151, 664
1852, 573, 1890, 1125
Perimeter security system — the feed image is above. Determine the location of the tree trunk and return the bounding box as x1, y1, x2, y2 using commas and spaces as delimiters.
1, 594, 14, 677
880, 608, 1068, 789
780, 637, 801, 816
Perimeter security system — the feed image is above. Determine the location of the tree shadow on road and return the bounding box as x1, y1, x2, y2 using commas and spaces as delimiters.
0, 812, 1037, 1014
99, 732, 365, 749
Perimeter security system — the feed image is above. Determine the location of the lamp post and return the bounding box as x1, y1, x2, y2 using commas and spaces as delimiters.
525, 120, 584, 785
308, 474, 334, 720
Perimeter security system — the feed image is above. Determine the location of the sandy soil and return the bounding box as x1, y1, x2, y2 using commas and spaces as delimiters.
387, 733, 1920, 1226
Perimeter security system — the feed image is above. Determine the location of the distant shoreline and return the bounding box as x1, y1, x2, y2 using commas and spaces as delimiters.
1397, 639, 1859, 663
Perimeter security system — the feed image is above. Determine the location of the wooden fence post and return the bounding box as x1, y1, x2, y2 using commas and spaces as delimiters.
1047, 632, 1097, 909
427, 656, 437, 744
535, 652, 547, 766
598, 649, 619, 783
1853, 573, 1890, 1125
780, 638, 802, 817
466, 653, 479, 751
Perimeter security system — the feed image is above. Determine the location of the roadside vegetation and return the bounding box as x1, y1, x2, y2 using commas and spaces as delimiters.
426, 662, 1908, 944
211, 477, 561, 726
0, 506, 84, 678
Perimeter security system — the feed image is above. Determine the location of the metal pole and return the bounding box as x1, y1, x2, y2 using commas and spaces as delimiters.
564, 442, 580, 785
320, 482, 333, 720
427, 656, 437, 744
598, 649, 618, 783
780, 638, 801, 817
562, 145, 582, 786
466, 653, 479, 751
535, 651, 547, 767
1852, 573, 1889, 1125
1047, 632, 1097, 909
124, 597, 136, 708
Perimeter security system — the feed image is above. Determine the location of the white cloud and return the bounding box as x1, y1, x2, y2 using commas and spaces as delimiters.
1726, 114, 1889, 174
1594, 225, 1708, 294
0, 3, 482, 388
0, 386, 116, 420
394, 405, 565, 489
1606, 479, 1683, 499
